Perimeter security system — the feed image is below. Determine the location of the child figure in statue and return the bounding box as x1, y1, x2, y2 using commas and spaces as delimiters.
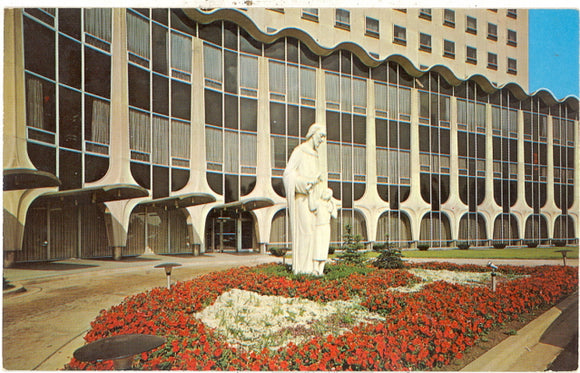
309, 187, 337, 276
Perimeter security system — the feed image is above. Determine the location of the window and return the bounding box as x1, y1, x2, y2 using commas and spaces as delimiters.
419, 8, 432, 20
335, 9, 350, 30
365, 17, 379, 38
507, 29, 517, 46
466, 46, 477, 64
395, 8, 407, 13
466, 16, 477, 34
507, 9, 517, 19
267, 8, 284, 13
443, 39, 455, 58
488, 23, 498, 41
507, 58, 517, 74
393, 25, 406, 45
419, 33, 432, 52
443, 9, 455, 27
302, 8, 318, 22
488, 52, 498, 70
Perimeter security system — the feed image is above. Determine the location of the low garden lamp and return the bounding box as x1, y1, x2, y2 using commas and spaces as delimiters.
555, 249, 572, 266
154, 263, 182, 289
487, 261, 498, 292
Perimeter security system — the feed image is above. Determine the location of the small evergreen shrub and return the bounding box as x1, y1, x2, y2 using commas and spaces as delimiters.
417, 243, 430, 251
553, 240, 567, 247
457, 241, 471, 250
372, 247, 404, 269
493, 242, 507, 249
523, 240, 539, 248
336, 224, 365, 265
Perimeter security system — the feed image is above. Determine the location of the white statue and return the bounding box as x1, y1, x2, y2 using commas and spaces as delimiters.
283, 123, 327, 275
310, 187, 338, 275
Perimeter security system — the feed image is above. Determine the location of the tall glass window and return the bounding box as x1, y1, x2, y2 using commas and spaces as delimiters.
128, 9, 193, 198
202, 21, 259, 203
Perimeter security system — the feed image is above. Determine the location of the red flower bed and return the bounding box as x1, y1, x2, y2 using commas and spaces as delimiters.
65, 263, 577, 371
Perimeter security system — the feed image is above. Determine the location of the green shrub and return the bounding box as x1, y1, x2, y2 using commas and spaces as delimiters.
553, 240, 567, 247
457, 241, 471, 250
372, 248, 404, 269
417, 243, 430, 251
335, 224, 365, 265
269, 247, 289, 257
523, 240, 539, 248
328, 246, 338, 255
493, 242, 507, 249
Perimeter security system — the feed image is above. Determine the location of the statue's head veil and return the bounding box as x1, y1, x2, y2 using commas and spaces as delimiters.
305, 123, 324, 139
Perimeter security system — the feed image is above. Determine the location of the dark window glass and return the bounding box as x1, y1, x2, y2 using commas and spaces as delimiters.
205, 89, 222, 126
152, 24, 168, 74
378, 184, 389, 202
59, 149, 82, 190
340, 51, 352, 74
170, 10, 196, 35
224, 94, 238, 129
287, 38, 299, 63
224, 21, 237, 50
240, 98, 257, 131
26, 74, 56, 132
329, 181, 341, 200
224, 174, 239, 202
388, 121, 399, 148
24, 16, 55, 79
354, 183, 365, 201
224, 50, 238, 94
171, 80, 191, 119
372, 64, 388, 82
240, 176, 256, 196
59, 87, 82, 150
458, 132, 467, 156
128, 64, 150, 110
287, 105, 299, 136
353, 115, 366, 144
376, 119, 388, 147
399, 122, 410, 149
153, 165, 169, 199
133, 8, 149, 17
199, 22, 221, 46
27, 142, 56, 175
341, 113, 352, 142
207, 172, 223, 195
58, 9, 81, 39
440, 128, 450, 154
326, 111, 340, 141
153, 74, 169, 115
59, 35, 82, 89
270, 102, 286, 134
300, 107, 316, 137
272, 177, 285, 197
300, 42, 318, 67
152, 8, 168, 24
171, 168, 189, 191
352, 56, 368, 78
240, 28, 262, 55
131, 161, 150, 189
419, 126, 430, 152
322, 51, 340, 72
85, 47, 111, 98
342, 182, 353, 208
85, 154, 109, 183
264, 39, 285, 60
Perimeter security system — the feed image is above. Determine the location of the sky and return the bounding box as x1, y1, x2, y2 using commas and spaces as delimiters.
528, 8, 579, 99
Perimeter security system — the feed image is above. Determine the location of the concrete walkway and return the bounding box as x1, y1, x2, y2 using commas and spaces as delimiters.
3, 254, 578, 371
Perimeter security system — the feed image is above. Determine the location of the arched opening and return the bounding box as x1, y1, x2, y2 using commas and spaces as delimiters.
493, 213, 519, 245
269, 208, 290, 248
419, 212, 451, 247
553, 215, 576, 243
126, 206, 191, 256
524, 214, 549, 244
204, 209, 257, 253
330, 209, 367, 245
458, 212, 487, 246
376, 211, 412, 248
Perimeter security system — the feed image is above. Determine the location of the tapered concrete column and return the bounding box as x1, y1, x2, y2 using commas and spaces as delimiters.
254, 57, 275, 198
402, 88, 430, 243
442, 96, 467, 243
511, 109, 533, 242
543, 115, 560, 239
570, 118, 580, 239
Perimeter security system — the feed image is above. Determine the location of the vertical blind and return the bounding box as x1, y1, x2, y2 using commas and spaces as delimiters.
171, 32, 192, 73
152, 116, 169, 165
89, 99, 110, 144
205, 127, 223, 164
85, 8, 112, 42
127, 12, 150, 59
129, 109, 151, 153
171, 120, 190, 161
204, 44, 222, 82
25, 76, 45, 129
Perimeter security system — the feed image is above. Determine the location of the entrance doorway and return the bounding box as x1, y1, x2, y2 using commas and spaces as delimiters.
205, 210, 255, 253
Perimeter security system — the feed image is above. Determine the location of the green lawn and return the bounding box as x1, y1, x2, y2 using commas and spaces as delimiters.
401, 246, 579, 260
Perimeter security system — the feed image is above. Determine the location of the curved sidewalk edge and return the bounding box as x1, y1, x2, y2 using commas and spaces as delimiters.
461, 292, 578, 371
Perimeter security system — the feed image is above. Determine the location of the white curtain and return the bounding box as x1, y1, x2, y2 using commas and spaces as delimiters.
90, 99, 110, 144
340, 76, 352, 108
171, 120, 190, 160
388, 85, 398, 119
399, 151, 410, 179
375, 82, 388, 112
399, 87, 411, 116
492, 106, 501, 130
204, 44, 222, 82
152, 116, 169, 165
129, 109, 151, 153
205, 127, 223, 164
224, 130, 239, 173
341, 145, 353, 180
325, 72, 340, 103
476, 103, 486, 128
240, 55, 258, 89
269, 61, 286, 94
240, 132, 257, 167
376, 148, 388, 177
85, 8, 112, 42
300, 68, 316, 99
353, 145, 366, 176
353, 78, 366, 108
287, 64, 299, 103
327, 143, 341, 174
171, 32, 192, 73
127, 12, 149, 58
271, 136, 285, 169
269, 209, 289, 243
26, 76, 44, 129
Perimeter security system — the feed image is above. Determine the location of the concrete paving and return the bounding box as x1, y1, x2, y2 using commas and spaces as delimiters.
2, 253, 578, 371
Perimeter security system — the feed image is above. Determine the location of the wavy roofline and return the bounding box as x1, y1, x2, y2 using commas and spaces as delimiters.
179, 8, 578, 112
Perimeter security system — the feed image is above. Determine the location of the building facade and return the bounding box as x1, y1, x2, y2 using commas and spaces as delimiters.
3, 8, 578, 266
